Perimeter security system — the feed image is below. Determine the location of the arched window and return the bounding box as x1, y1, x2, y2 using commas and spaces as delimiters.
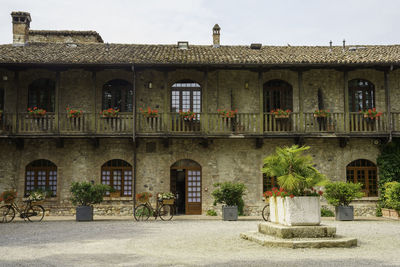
25, 159, 57, 197
348, 79, 375, 112
28, 79, 55, 112
171, 80, 201, 113
101, 159, 132, 197
263, 80, 293, 112
102, 79, 133, 112
346, 159, 377, 197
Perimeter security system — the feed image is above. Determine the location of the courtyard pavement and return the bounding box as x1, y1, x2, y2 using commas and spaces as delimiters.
0, 215, 399, 267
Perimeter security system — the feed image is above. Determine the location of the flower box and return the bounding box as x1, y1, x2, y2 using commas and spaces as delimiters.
269, 196, 321, 226
382, 208, 400, 220
67, 108, 83, 118
109, 191, 121, 198
274, 115, 289, 119
162, 199, 174, 205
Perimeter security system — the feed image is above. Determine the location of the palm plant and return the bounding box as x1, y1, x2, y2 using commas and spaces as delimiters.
262, 145, 327, 196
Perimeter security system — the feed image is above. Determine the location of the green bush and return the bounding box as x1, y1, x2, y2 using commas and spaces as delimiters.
212, 182, 246, 215
206, 209, 217, 216
384, 182, 400, 211
321, 207, 334, 217
70, 181, 111, 206
324, 182, 364, 207
262, 145, 327, 196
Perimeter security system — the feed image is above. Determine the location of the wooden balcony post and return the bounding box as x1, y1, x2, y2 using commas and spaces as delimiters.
164, 71, 169, 133
91, 71, 97, 133
384, 70, 392, 134
343, 71, 349, 133
55, 71, 60, 133
258, 71, 264, 134
298, 71, 304, 132
202, 70, 209, 133
13, 71, 19, 134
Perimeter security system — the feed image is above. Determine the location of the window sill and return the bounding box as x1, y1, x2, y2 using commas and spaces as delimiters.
103, 197, 132, 201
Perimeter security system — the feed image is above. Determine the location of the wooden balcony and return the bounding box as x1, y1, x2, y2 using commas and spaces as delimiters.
0, 112, 397, 138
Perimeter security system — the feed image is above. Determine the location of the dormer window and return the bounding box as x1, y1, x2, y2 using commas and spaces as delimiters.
177, 41, 189, 50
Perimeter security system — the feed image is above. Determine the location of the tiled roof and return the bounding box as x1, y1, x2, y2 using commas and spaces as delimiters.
0, 42, 399, 66
29, 30, 104, 43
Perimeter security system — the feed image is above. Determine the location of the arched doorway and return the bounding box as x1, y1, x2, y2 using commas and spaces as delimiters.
346, 159, 378, 197
170, 159, 202, 215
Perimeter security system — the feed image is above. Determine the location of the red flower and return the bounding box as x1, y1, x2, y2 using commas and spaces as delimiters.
290, 194, 294, 198
318, 190, 323, 196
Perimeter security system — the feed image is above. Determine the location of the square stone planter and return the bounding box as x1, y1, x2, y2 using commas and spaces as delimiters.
335, 206, 354, 221
76, 206, 93, 221
222, 205, 238, 221
382, 208, 400, 220
269, 196, 321, 226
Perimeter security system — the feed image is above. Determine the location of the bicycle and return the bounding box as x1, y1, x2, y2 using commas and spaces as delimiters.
0, 199, 45, 223
262, 202, 270, 222
134, 197, 174, 221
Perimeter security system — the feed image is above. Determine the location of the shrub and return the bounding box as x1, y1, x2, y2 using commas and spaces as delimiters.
384, 182, 400, 211
212, 182, 246, 215
70, 181, 111, 206
262, 145, 327, 196
324, 182, 364, 207
321, 207, 334, 217
206, 209, 217, 216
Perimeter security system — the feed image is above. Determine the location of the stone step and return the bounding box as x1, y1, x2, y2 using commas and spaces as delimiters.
240, 231, 357, 249
258, 222, 336, 238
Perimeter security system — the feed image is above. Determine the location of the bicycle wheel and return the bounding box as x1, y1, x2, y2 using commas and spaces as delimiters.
0, 205, 15, 223
262, 204, 270, 222
159, 204, 173, 221
26, 205, 45, 222
134, 204, 151, 221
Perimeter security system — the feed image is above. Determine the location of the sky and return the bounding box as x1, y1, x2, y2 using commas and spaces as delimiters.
0, 0, 399, 46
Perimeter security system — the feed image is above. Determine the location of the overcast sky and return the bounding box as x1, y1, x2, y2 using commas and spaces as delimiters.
0, 0, 399, 46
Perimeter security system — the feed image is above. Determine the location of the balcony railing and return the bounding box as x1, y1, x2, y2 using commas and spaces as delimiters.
0, 111, 396, 136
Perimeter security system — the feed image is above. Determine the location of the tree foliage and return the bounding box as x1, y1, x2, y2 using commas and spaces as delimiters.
324, 182, 364, 206
262, 145, 328, 195
70, 181, 111, 206
384, 182, 400, 211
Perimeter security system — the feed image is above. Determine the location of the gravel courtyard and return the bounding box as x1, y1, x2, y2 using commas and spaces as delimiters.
0, 216, 399, 267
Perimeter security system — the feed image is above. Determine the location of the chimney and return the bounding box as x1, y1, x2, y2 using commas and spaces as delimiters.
11, 11, 31, 46
212, 24, 220, 48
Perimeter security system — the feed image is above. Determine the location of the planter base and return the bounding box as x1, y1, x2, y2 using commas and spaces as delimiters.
222, 206, 238, 221
335, 206, 354, 221
76, 206, 93, 221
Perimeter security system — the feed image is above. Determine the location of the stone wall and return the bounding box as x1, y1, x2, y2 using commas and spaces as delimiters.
0, 137, 380, 216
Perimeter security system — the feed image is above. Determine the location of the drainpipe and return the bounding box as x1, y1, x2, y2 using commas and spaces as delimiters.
131, 64, 137, 213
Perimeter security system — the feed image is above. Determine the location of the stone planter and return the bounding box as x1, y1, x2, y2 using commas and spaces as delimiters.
382, 208, 400, 220
269, 196, 321, 226
222, 205, 238, 221
76, 206, 93, 221
335, 206, 354, 221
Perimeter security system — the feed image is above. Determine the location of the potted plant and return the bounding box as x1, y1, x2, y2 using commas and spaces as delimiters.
70, 181, 111, 221
217, 109, 238, 118
313, 109, 331, 118
212, 181, 246, 221
66, 107, 83, 118
324, 182, 364, 221
179, 110, 196, 121
157, 192, 176, 205
100, 108, 119, 118
382, 182, 400, 219
136, 192, 152, 203
139, 107, 159, 118
271, 109, 291, 119
28, 107, 47, 118
262, 145, 327, 226
0, 190, 17, 204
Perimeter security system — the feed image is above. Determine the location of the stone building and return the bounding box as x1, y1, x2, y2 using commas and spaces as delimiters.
1, 11, 398, 216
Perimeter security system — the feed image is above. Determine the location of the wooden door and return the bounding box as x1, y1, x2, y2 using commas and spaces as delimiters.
186, 169, 202, 215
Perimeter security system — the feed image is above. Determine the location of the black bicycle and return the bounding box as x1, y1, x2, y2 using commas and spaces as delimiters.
134, 198, 174, 221
262, 202, 270, 221
0, 199, 45, 223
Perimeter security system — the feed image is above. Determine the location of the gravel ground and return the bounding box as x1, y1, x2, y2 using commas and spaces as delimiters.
0, 216, 399, 267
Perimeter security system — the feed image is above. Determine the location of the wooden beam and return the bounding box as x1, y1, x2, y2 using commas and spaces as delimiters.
384, 70, 392, 139
343, 71, 349, 132
298, 71, 304, 132
55, 71, 60, 133
56, 138, 64, 148
90, 137, 99, 148
255, 138, 263, 149
339, 137, 349, 148
259, 71, 264, 134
